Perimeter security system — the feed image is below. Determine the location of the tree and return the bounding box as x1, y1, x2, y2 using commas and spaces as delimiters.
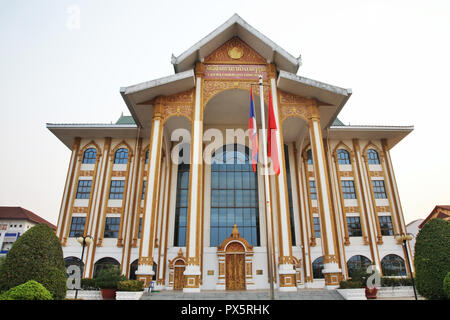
414, 218, 450, 300
0, 224, 67, 299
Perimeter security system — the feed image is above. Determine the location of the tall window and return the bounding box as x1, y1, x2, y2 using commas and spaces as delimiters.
109, 180, 125, 199
210, 144, 260, 247
309, 180, 317, 200
312, 256, 324, 279
347, 216, 362, 237
313, 217, 321, 238
337, 149, 351, 164
342, 180, 357, 199
379, 216, 394, 236
114, 148, 128, 164
174, 163, 190, 247
138, 217, 142, 239
145, 150, 149, 164
284, 144, 295, 246
347, 255, 371, 277
69, 217, 86, 237
82, 148, 97, 164
141, 180, 146, 200
372, 180, 387, 199
367, 149, 380, 164
76, 180, 92, 199
104, 217, 120, 238
307, 149, 313, 165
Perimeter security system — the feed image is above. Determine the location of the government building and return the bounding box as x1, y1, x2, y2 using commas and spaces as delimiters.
48, 14, 414, 292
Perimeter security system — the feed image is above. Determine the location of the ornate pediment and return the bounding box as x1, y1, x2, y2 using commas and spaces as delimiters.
204, 37, 267, 65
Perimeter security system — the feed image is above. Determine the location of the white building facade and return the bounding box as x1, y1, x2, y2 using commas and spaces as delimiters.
48, 15, 414, 293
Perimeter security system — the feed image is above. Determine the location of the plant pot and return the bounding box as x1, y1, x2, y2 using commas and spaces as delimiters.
100, 288, 117, 300
365, 287, 378, 299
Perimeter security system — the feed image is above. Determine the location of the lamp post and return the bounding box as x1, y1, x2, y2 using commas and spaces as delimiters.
75, 235, 93, 299
394, 233, 417, 300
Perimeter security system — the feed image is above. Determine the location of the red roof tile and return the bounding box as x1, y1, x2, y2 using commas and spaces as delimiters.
0, 207, 56, 230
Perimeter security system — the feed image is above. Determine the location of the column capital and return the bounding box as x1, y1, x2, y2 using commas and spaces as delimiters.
195, 62, 205, 77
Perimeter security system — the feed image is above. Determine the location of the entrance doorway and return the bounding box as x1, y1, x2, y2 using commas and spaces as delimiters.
225, 242, 246, 290
173, 260, 185, 290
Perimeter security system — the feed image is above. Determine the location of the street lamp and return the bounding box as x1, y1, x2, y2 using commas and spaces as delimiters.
75, 235, 93, 299
394, 232, 417, 300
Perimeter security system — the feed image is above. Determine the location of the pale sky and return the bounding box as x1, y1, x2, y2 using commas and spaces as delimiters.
0, 0, 449, 226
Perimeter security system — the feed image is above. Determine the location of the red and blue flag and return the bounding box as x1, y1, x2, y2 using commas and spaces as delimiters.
248, 87, 259, 172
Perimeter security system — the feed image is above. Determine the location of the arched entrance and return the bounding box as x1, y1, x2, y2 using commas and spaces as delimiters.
217, 224, 254, 290
168, 249, 186, 290
225, 242, 246, 290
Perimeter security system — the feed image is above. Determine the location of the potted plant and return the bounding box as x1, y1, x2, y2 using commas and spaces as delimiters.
95, 266, 127, 300
116, 280, 145, 300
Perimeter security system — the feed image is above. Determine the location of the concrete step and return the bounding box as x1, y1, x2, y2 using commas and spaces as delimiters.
141, 289, 344, 300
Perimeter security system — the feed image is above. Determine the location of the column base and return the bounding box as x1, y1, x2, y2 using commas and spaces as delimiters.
322, 262, 342, 288
278, 263, 297, 291
183, 265, 201, 292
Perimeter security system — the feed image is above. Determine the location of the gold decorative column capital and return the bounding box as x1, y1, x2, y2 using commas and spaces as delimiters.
195, 62, 205, 77
153, 97, 165, 120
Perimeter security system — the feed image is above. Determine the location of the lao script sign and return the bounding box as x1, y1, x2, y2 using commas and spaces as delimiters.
204, 64, 268, 80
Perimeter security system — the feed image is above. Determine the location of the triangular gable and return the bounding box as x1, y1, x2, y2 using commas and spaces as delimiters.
204, 37, 267, 65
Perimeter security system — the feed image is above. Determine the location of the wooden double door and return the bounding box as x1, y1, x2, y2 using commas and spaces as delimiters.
173, 262, 185, 290
225, 252, 246, 290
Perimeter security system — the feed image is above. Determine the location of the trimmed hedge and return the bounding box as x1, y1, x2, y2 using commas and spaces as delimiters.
414, 218, 450, 300
444, 272, 450, 299
380, 277, 412, 287
339, 280, 363, 289
0, 224, 67, 299
0, 280, 53, 300
81, 278, 99, 290
117, 280, 144, 292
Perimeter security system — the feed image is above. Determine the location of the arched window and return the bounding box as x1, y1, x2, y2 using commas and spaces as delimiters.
173, 163, 190, 246
64, 256, 84, 277
337, 149, 351, 165
93, 257, 120, 278
312, 256, 324, 279
114, 148, 129, 164
367, 149, 380, 164
210, 144, 260, 247
347, 255, 372, 278
381, 254, 407, 276
82, 148, 97, 164
129, 259, 139, 280
307, 149, 313, 165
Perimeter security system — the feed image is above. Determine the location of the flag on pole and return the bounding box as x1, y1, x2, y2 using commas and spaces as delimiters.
248, 87, 259, 172
267, 89, 280, 176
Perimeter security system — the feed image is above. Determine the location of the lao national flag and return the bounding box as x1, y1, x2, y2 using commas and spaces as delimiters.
248, 87, 259, 172
267, 89, 280, 176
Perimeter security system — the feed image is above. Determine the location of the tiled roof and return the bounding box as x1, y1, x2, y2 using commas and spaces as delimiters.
115, 115, 136, 125
332, 118, 345, 126
0, 207, 56, 230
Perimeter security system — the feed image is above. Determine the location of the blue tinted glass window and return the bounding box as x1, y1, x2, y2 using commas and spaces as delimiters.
337, 149, 351, 165
210, 144, 260, 247
104, 217, 120, 238
82, 148, 97, 164
174, 164, 190, 246
284, 144, 296, 246
69, 217, 86, 237
76, 180, 92, 199
109, 180, 125, 199
367, 149, 380, 164
114, 148, 128, 164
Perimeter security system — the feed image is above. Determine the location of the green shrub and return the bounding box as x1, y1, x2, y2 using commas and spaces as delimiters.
0, 224, 67, 299
117, 280, 144, 292
443, 272, 450, 299
414, 218, 450, 300
0, 280, 53, 300
81, 278, 98, 290
339, 280, 363, 289
381, 277, 412, 287
95, 266, 127, 289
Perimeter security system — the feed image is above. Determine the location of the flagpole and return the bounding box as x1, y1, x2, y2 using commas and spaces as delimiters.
257, 75, 275, 300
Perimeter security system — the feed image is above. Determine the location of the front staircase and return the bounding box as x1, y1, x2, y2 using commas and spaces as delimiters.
141, 289, 344, 300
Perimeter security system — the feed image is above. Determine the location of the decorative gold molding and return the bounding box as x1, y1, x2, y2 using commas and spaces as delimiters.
376, 206, 391, 213
106, 207, 122, 214
111, 171, 127, 177
72, 207, 88, 214
369, 171, 383, 177
204, 36, 267, 65
79, 170, 94, 177
343, 206, 360, 213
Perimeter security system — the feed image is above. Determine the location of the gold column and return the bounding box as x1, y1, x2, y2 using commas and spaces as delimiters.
136, 100, 164, 287
183, 63, 204, 292
307, 103, 342, 287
